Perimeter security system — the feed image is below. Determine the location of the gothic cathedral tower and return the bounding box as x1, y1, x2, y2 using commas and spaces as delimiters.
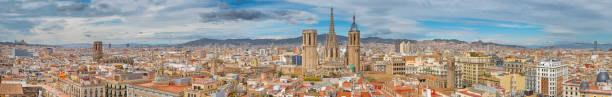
324, 8, 340, 62
302, 29, 318, 74
347, 15, 361, 72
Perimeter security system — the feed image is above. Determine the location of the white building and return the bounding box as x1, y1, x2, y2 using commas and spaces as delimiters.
535, 58, 568, 97
399, 41, 411, 55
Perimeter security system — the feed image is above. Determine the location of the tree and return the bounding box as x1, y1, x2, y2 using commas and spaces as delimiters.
278, 71, 284, 76
368, 78, 377, 82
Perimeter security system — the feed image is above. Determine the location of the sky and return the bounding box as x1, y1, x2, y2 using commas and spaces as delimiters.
1, 0, 612, 46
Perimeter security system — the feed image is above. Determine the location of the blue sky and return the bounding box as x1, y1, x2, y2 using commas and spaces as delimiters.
1, 0, 611, 45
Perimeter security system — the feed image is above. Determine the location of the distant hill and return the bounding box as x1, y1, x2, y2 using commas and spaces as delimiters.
181, 34, 390, 46
546, 42, 611, 50
180, 34, 525, 48
0, 41, 56, 47
58, 43, 171, 47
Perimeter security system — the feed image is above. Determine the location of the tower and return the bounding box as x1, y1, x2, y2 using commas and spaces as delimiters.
446, 58, 456, 89
347, 14, 361, 72
324, 8, 339, 62
594, 40, 598, 51
302, 29, 318, 75
93, 41, 103, 63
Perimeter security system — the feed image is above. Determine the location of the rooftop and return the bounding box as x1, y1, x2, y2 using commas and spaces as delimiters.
134, 82, 191, 94
0, 84, 23, 95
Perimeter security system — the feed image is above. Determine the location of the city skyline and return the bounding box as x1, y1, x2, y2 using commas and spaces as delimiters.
1, 1, 612, 96
2, 0, 612, 46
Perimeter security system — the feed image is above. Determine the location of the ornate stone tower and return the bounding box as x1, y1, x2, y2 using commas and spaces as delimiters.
347, 15, 361, 72
324, 8, 339, 62
302, 29, 318, 74
93, 41, 103, 63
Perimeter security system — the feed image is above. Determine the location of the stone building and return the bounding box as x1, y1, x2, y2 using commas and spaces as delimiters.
456, 53, 494, 87
93, 41, 103, 63
347, 15, 361, 72
183, 78, 225, 97
58, 76, 106, 97
301, 29, 318, 75
386, 56, 406, 75
324, 8, 339, 62
99, 72, 150, 97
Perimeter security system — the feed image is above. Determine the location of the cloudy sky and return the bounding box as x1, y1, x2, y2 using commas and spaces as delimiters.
1, 0, 611, 45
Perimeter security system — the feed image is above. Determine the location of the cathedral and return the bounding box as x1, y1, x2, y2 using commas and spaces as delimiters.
302, 8, 361, 76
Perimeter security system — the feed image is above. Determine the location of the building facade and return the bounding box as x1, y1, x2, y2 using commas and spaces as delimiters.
301, 29, 318, 75
500, 74, 526, 93
456, 54, 494, 87
562, 79, 581, 97
93, 41, 103, 63
347, 15, 361, 72
58, 76, 106, 97
100, 72, 150, 97
535, 58, 568, 97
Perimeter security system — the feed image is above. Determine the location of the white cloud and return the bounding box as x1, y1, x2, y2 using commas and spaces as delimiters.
21, 1, 50, 9
3, 0, 612, 45
286, 0, 612, 45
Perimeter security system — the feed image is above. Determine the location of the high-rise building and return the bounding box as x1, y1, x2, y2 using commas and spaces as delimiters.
93, 41, 103, 62
594, 40, 598, 51
525, 62, 538, 93
399, 41, 411, 55
324, 8, 339, 62
535, 58, 568, 97
292, 55, 302, 66
394, 40, 402, 53
347, 15, 360, 72
302, 29, 318, 74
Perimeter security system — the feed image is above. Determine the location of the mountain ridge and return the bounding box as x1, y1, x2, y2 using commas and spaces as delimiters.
179, 34, 526, 48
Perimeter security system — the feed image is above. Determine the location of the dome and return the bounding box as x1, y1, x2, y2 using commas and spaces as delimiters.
579, 81, 589, 89
596, 72, 610, 82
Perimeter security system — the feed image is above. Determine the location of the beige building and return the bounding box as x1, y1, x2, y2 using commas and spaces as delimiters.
500, 73, 526, 93
422, 74, 449, 89
562, 79, 581, 97
347, 15, 361, 72
503, 56, 528, 74
0, 56, 13, 66
99, 72, 150, 97
456, 53, 494, 87
301, 29, 318, 75
184, 79, 225, 97
386, 56, 406, 75
93, 41, 103, 63
58, 76, 106, 97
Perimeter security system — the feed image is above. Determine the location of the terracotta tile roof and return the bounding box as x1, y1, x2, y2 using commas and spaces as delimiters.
337, 91, 352, 97
360, 92, 371, 97
135, 82, 190, 94
342, 82, 352, 88
405, 56, 416, 61
0, 84, 23, 95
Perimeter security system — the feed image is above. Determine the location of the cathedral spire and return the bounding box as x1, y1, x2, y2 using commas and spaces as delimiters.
329, 7, 335, 35
325, 7, 339, 62
350, 14, 359, 32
